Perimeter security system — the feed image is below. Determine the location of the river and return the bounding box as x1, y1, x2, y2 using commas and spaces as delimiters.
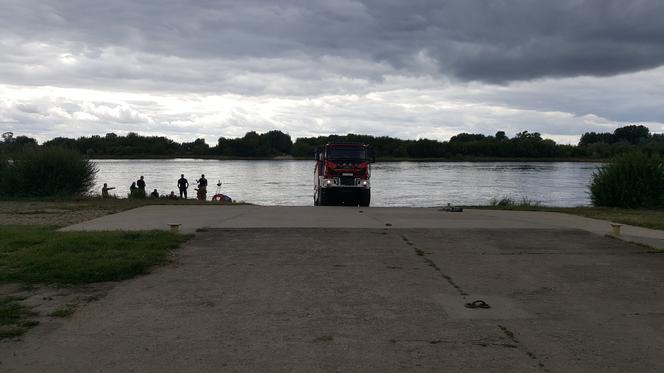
92, 159, 599, 207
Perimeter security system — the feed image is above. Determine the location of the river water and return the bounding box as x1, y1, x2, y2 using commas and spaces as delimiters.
92, 159, 599, 207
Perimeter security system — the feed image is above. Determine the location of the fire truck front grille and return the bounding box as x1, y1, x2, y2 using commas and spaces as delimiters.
340, 176, 355, 186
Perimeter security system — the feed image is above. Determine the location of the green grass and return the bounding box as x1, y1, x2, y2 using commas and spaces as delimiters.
0, 226, 191, 284
49, 304, 77, 318
557, 207, 664, 231
0, 327, 27, 339
0, 296, 38, 340
472, 205, 664, 231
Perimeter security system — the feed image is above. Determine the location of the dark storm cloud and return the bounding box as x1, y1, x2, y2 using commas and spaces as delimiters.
2, 0, 664, 84
364, 0, 664, 81
2, 0, 663, 144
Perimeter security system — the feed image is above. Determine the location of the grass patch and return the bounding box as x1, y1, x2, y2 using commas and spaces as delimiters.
0, 226, 192, 284
0, 327, 27, 339
49, 304, 77, 318
12, 209, 70, 215
0, 296, 34, 325
472, 205, 664, 231
488, 197, 541, 208
0, 296, 38, 340
0, 198, 246, 228
556, 207, 664, 231
2, 197, 239, 215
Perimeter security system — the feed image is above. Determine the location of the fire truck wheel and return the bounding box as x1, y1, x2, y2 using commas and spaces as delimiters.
319, 189, 330, 206
359, 189, 371, 207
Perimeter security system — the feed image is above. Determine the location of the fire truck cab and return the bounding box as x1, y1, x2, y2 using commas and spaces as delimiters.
314, 143, 372, 206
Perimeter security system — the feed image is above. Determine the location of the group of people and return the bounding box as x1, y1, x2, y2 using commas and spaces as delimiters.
125, 176, 157, 198
101, 174, 210, 200
177, 174, 208, 200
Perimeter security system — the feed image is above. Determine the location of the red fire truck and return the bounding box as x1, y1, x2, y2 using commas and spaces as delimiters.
314, 143, 372, 206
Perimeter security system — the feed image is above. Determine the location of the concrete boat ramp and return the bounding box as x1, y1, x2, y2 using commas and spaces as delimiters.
2, 206, 663, 372
63, 205, 664, 247
62, 205, 664, 252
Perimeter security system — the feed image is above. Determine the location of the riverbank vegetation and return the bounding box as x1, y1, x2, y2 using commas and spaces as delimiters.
476, 201, 664, 231
0, 147, 97, 198
589, 152, 664, 208
3, 125, 662, 160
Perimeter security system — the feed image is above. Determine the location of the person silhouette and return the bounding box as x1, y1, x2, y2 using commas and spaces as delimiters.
101, 183, 115, 198
137, 176, 146, 191
178, 174, 189, 199
196, 174, 208, 200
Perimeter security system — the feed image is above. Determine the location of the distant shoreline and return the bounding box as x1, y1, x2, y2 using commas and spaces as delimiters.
90, 155, 607, 163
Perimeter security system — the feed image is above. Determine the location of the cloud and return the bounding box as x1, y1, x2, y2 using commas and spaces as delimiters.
1, 0, 663, 143
4, 75, 661, 146
2, 0, 664, 88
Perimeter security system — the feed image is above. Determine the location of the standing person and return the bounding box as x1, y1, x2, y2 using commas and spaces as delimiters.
198, 174, 208, 189
178, 174, 189, 199
137, 176, 146, 191
101, 183, 115, 198
129, 182, 137, 194
197, 174, 208, 200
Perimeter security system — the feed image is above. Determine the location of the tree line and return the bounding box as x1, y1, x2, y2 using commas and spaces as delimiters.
2, 125, 663, 160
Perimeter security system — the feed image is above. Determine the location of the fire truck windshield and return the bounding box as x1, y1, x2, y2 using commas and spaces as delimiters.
326, 147, 367, 160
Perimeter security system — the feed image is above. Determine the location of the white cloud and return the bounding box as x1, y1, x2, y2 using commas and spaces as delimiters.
4, 70, 660, 146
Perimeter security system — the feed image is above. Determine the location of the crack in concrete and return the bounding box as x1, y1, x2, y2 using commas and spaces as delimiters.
401, 234, 468, 296
389, 337, 519, 349
498, 324, 550, 372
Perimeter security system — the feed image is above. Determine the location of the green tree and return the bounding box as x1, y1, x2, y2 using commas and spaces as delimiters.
613, 125, 650, 145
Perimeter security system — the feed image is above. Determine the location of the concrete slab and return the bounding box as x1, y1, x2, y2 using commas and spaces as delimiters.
61, 206, 664, 249
2, 228, 662, 372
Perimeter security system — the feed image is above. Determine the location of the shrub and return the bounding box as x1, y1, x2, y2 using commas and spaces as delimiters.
0, 157, 19, 197
0, 147, 97, 198
590, 152, 664, 208
489, 196, 541, 208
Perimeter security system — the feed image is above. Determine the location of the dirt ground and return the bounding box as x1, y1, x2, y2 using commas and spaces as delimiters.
0, 200, 152, 340
0, 199, 232, 227
0, 282, 113, 335
0, 200, 129, 227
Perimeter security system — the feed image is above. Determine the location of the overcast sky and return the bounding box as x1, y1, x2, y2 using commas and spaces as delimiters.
1, 0, 663, 144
